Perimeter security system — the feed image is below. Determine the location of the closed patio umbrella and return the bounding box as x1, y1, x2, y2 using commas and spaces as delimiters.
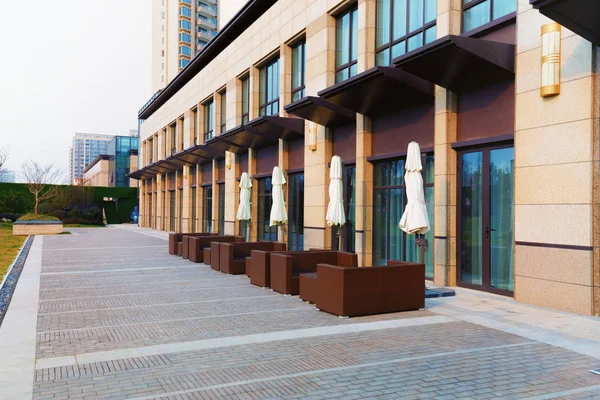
326, 155, 346, 249
236, 172, 252, 221
399, 141, 430, 235
269, 166, 287, 227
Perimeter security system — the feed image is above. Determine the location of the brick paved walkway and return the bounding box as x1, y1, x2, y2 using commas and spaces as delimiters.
3, 226, 600, 399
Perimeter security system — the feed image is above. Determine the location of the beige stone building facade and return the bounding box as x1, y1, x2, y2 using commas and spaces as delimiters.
134, 0, 600, 316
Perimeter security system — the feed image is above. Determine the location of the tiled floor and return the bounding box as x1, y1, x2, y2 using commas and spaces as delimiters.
4, 226, 600, 399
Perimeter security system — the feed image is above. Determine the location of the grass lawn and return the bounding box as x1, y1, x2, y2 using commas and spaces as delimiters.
0, 222, 26, 279
63, 224, 105, 228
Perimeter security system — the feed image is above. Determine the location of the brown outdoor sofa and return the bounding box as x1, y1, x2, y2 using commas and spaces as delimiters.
314, 261, 425, 318
270, 251, 358, 295
248, 249, 321, 288
206, 236, 245, 269
168, 232, 216, 256
218, 242, 286, 275
188, 236, 244, 264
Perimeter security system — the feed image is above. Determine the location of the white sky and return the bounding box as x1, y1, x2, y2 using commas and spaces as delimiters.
0, 0, 152, 179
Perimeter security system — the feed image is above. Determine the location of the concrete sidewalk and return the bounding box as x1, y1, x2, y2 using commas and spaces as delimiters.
0, 225, 598, 399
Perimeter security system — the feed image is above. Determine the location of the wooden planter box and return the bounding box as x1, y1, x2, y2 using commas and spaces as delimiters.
13, 220, 63, 235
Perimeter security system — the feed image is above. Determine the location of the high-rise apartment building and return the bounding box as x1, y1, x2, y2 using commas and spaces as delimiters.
151, 0, 248, 93
69, 133, 115, 184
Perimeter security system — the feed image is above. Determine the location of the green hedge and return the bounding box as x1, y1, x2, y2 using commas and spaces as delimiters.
0, 183, 138, 224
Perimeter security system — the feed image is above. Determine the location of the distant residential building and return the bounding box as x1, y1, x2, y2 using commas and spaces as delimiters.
83, 136, 139, 188
152, 0, 246, 93
0, 169, 16, 183
69, 133, 115, 184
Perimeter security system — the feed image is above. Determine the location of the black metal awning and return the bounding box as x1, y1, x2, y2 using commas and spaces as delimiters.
531, 0, 599, 45
284, 96, 356, 128
246, 115, 304, 141
394, 35, 515, 93
317, 66, 434, 117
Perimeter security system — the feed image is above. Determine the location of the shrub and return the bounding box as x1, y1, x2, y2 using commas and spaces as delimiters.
0, 189, 33, 214
17, 213, 60, 221
0, 213, 20, 222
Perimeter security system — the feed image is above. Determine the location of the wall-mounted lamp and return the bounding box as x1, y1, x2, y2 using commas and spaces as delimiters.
540, 23, 561, 98
308, 122, 317, 151
225, 151, 232, 169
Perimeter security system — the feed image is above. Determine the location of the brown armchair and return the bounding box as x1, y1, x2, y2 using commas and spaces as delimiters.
206, 236, 245, 269
218, 242, 286, 274
248, 249, 307, 288
169, 233, 215, 256
188, 236, 243, 264
270, 251, 358, 295
315, 261, 425, 317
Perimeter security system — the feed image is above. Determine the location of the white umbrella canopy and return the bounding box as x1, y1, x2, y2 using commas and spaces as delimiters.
326, 155, 346, 227
236, 172, 252, 221
399, 141, 430, 235
269, 166, 287, 227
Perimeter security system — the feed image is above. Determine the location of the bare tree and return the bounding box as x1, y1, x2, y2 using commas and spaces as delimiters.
20, 161, 64, 215
0, 145, 10, 172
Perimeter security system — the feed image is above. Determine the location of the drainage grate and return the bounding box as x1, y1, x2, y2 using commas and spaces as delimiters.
589, 369, 600, 375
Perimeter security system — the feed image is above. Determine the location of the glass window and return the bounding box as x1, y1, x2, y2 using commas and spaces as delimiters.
179, 33, 191, 43
257, 177, 277, 241
179, 6, 191, 17
179, 59, 189, 68
202, 185, 213, 232
291, 40, 306, 102
179, 45, 191, 56
288, 173, 304, 251
204, 99, 214, 141
192, 108, 198, 145
463, 0, 516, 32
373, 154, 435, 278
376, 0, 437, 66
241, 76, 249, 125
179, 20, 191, 30
259, 57, 280, 117
217, 183, 225, 235
170, 123, 177, 155
219, 91, 226, 133
336, 6, 359, 82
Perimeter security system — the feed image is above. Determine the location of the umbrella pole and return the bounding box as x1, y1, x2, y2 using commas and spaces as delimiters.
337, 226, 342, 251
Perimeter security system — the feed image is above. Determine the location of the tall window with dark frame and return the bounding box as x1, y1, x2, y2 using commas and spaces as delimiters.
202, 185, 213, 232
462, 0, 516, 32
170, 123, 177, 155
217, 183, 225, 235
178, 118, 184, 151
335, 6, 358, 82
259, 57, 280, 117
240, 76, 250, 125
257, 177, 277, 241
219, 91, 227, 133
203, 99, 214, 141
376, 0, 437, 66
291, 40, 306, 102
192, 107, 198, 145
148, 139, 153, 164
373, 155, 435, 278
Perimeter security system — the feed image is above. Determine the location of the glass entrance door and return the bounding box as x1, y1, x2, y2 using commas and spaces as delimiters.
332, 166, 356, 252
288, 173, 304, 250
458, 145, 514, 295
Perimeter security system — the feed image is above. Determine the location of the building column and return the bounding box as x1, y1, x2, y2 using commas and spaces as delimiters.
355, 114, 372, 267
432, 0, 461, 285
304, 122, 330, 250
249, 149, 258, 241
181, 166, 191, 233
211, 160, 218, 233
139, 180, 146, 227
224, 152, 238, 236
514, 2, 599, 315
156, 174, 164, 231
357, 0, 376, 72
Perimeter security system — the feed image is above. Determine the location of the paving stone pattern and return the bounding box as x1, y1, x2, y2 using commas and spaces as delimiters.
31, 227, 600, 399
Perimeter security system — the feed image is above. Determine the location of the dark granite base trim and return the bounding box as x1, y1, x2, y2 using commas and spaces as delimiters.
0, 235, 34, 327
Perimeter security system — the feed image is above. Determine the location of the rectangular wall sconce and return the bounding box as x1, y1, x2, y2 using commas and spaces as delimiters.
308, 122, 317, 151
225, 151, 232, 169
540, 23, 561, 98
